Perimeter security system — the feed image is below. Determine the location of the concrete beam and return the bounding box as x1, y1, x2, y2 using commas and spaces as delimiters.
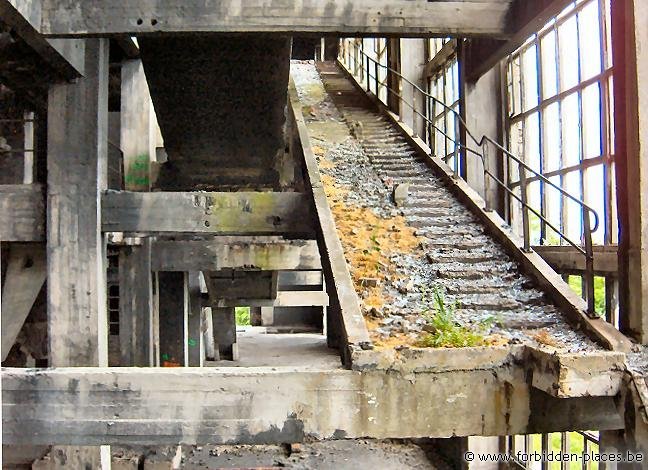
533, 245, 619, 275
527, 348, 625, 398
101, 191, 315, 236
151, 238, 321, 271
206, 291, 329, 308
1, 361, 624, 446
0, 184, 44, 241
205, 271, 277, 300
39, 0, 513, 38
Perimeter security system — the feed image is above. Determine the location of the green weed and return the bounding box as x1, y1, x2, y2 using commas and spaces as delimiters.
415, 287, 486, 348
235, 306, 251, 326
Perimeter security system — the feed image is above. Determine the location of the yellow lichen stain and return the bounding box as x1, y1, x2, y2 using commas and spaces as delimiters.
317, 158, 336, 170
318, 167, 421, 334
312, 145, 326, 156
532, 329, 561, 347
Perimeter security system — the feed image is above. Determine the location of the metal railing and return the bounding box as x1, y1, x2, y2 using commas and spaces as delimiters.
339, 40, 599, 316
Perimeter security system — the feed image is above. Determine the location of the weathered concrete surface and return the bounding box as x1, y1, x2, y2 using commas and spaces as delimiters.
139, 35, 291, 190
528, 348, 625, 398
131, 440, 441, 469
0, 184, 45, 241
2, 361, 624, 446
39, 0, 513, 37
151, 238, 321, 272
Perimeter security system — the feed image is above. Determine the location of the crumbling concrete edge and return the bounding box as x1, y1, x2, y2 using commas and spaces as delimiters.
351, 344, 626, 399
335, 60, 632, 354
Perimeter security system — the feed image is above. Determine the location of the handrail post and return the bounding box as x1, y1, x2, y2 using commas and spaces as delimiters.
412, 85, 419, 138
583, 209, 596, 316
454, 113, 460, 176
357, 42, 362, 81
366, 54, 370, 91
430, 100, 436, 155
518, 162, 531, 252
482, 141, 492, 211
374, 59, 379, 99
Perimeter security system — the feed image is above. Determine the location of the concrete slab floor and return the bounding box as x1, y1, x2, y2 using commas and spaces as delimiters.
205, 326, 342, 369
132, 439, 445, 469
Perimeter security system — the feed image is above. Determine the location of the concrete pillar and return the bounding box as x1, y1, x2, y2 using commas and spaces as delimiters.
118, 59, 155, 367
612, 0, 648, 343
211, 307, 238, 361
399, 39, 427, 138
463, 65, 505, 215
121, 59, 152, 191
118, 240, 153, 366
187, 272, 203, 366
157, 271, 186, 366
46, 37, 109, 466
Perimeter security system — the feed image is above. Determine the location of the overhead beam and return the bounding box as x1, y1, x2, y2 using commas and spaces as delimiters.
101, 191, 315, 235
0, 184, 45, 241
206, 291, 329, 308
1, 364, 624, 446
151, 238, 321, 271
113, 35, 139, 59
39, 0, 513, 38
532, 245, 619, 275
0, 0, 84, 79
464, 0, 573, 82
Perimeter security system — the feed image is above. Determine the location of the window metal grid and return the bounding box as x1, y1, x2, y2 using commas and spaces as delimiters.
505, 0, 616, 321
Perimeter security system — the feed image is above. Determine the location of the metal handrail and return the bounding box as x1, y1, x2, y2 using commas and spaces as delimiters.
339, 40, 598, 315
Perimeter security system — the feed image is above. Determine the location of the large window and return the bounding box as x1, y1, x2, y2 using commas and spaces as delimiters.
505, 0, 616, 323
425, 39, 461, 174
505, 0, 614, 248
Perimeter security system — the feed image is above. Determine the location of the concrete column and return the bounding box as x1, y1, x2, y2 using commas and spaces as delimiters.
47, 38, 108, 366
118, 240, 153, 366
463, 65, 505, 215
187, 272, 203, 366
157, 271, 187, 366
399, 39, 427, 138
211, 307, 238, 361
46, 37, 109, 466
612, 0, 648, 343
120, 59, 152, 191
118, 59, 155, 367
